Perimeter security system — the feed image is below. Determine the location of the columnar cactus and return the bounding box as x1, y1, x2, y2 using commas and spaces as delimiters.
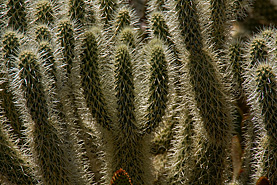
15, 50, 77, 184
0, 1, 276, 185
247, 64, 276, 184
0, 113, 36, 184
144, 40, 169, 133
209, 0, 228, 52
5, 0, 27, 32
1, 30, 25, 145
69, 0, 85, 26
168, 0, 234, 184
34, 0, 55, 25
249, 37, 268, 66
80, 29, 112, 130
99, 0, 118, 26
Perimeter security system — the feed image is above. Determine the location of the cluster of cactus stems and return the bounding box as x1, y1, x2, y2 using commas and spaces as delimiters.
0, 0, 276, 185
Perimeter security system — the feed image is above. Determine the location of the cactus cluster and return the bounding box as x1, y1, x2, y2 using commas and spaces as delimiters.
0, 0, 276, 185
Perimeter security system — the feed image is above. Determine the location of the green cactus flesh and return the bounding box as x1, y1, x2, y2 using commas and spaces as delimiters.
69, 0, 85, 25
57, 20, 75, 75
145, 42, 168, 133
19, 51, 73, 184
6, 0, 27, 32
35, 25, 52, 41
80, 30, 112, 130
34, 0, 54, 24
1, 31, 25, 145
255, 64, 276, 184
0, 119, 36, 184
250, 38, 268, 66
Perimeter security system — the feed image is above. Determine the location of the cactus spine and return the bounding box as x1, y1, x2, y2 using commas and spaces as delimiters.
209, 0, 228, 52
80, 29, 112, 130
112, 44, 144, 183
69, 0, 85, 25
34, 0, 55, 25
249, 37, 268, 66
99, 0, 118, 26
5, 0, 27, 32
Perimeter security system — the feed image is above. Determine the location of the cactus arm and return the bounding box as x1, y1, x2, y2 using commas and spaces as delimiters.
254, 64, 276, 184
80, 29, 112, 130
34, 0, 55, 25
69, 0, 85, 26
5, 0, 27, 32
0, 113, 36, 184
209, 0, 228, 52
1, 31, 26, 146
99, 0, 118, 26
17, 50, 76, 184
144, 40, 169, 133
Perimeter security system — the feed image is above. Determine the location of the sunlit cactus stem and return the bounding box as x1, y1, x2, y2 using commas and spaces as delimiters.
80, 29, 112, 130
69, 0, 85, 26
249, 38, 268, 66
228, 40, 245, 98
35, 25, 52, 42
6, 0, 27, 32
145, 40, 169, 133
57, 19, 75, 76
149, 11, 184, 133
38, 41, 57, 86
209, 0, 228, 52
18, 50, 75, 184
119, 27, 136, 48
172, 0, 233, 184
114, 44, 137, 131
99, 0, 118, 26
0, 114, 36, 184
111, 44, 150, 185
174, 0, 203, 52
34, 0, 55, 25
114, 7, 131, 35
254, 64, 277, 185
1, 31, 25, 146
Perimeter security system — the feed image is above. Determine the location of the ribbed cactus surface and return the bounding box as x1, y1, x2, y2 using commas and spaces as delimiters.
0, 0, 276, 185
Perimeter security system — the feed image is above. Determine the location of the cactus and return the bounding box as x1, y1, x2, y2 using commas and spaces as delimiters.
0, 1, 276, 185
248, 36, 268, 66
13, 50, 79, 184
99, 0, 118, 26
250, 64, 276, 184
209, 0, 228, 52
80, 29, 112, 130
1, 30, 26, 146
5, 0, 27, 32
0, 113, 36, 184
34, 0, 55, 25
69, 0, 85, 26
169, 0, 234, 184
